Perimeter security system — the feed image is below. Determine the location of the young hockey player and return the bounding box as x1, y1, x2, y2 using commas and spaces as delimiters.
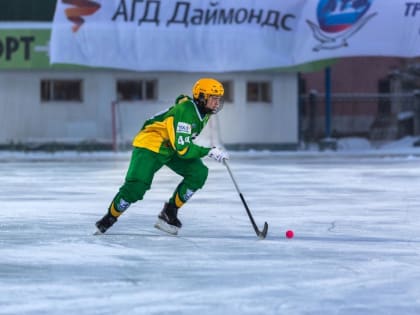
95, 78, 229, 235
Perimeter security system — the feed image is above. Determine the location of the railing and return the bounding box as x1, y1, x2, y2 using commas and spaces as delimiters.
299, 92, 420, 141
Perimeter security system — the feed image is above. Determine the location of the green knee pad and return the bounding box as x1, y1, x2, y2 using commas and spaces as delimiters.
119, 180, 151, 204
185, 164, 208, 190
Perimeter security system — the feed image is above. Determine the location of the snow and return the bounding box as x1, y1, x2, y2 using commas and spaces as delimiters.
398, 111, 414, 121
1, 137, 420, 314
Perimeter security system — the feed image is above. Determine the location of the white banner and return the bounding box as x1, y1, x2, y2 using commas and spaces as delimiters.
50, 0, 420, 72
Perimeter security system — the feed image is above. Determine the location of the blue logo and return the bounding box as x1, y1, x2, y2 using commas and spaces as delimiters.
307, 0, 377, 51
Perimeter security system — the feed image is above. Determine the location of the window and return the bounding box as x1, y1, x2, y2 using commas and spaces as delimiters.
220, 80, 233, 102
41, 80, 83, 102
246, 81, 272, 103
117, 79, 157, 101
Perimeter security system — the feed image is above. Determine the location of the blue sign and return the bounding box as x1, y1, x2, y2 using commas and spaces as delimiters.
317, 0, 373, 33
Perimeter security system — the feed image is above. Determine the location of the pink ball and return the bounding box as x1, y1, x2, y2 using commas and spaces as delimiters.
286, 230, 294, 239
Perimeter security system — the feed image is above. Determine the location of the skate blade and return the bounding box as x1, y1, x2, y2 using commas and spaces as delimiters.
93, 229, 104, 236
154, 218, 179, 236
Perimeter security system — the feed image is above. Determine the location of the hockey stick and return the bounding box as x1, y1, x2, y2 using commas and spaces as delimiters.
224, 160, 268, 239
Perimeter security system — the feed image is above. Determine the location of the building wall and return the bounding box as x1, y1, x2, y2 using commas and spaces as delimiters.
301, 57, 405, 96
219, 72, 297, 148
0, 70, 299, 150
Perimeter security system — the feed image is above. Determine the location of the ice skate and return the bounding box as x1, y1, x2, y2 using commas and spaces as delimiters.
94, 212, 117, 235
154, 202, 182, 235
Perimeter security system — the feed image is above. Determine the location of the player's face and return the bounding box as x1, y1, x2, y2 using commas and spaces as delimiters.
206, 95, 223, 113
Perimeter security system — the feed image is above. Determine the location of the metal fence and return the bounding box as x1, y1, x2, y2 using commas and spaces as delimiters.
299, 92, 420, 142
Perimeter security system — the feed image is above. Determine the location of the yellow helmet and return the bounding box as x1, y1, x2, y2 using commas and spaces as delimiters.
192, 78, 224, 101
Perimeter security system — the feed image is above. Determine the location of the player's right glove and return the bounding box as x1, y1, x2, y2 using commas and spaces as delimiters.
208, 147, 229, 163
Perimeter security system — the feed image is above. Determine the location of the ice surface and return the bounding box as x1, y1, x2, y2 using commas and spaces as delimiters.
1, 145, 420, 314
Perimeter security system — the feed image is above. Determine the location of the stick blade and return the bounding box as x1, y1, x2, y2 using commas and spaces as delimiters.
257, 222, 269, 240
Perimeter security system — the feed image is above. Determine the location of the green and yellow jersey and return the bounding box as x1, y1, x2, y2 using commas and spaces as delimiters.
132, 95, 211, 159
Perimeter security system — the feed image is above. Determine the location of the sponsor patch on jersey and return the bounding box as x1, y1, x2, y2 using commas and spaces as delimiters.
176, 122, 192, 134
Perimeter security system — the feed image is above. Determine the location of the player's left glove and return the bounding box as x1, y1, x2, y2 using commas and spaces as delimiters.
208, 147, 229, 163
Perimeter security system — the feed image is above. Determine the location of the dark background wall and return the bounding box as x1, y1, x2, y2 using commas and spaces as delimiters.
0, 0, 56, 21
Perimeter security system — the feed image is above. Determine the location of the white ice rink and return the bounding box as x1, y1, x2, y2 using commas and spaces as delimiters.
1, 148, 420, 315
